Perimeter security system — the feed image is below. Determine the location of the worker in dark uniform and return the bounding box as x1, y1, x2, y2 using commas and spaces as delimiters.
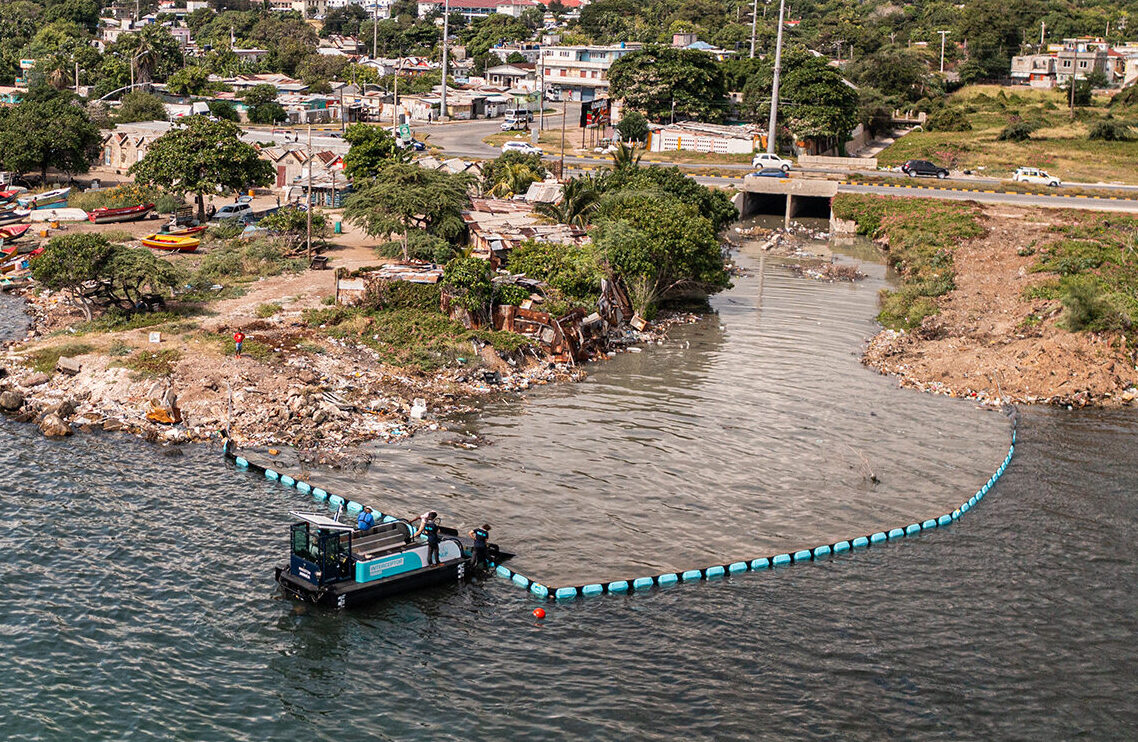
413, 511, 441, 566
468, 524, 491, 571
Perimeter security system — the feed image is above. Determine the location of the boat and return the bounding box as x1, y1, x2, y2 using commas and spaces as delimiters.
0, 224, 30, 241
160, 225, 207, 237
223, 442, 510, 608
0, 188, 25, 204
18, 187, 70, 210
1, 247, 42, 274
140, 233, 200, 252
0, 209, 28, 224
0, 276, 30, 292
87, 203, 155, 224
1, 242, 38, 259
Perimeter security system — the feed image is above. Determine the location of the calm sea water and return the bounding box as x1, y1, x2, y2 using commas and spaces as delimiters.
1, 234, 1135, 739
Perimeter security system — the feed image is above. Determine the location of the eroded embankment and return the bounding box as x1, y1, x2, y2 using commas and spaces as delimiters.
834, 195, 1138, 407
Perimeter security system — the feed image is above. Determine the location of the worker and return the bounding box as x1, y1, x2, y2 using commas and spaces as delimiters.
412, 511, 440, 566
357, 506, 375, 532
468, 524, 490, 571
233, 330, 245, 358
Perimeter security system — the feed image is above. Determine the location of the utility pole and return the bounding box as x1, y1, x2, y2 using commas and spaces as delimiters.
1069, 46, 1078, 117
392, 58, 402, 132
440, 0, 450, 120
766, 0, 786, 154
749, 0, 758, 58
74, 62, 79, 94
1040, 21, 1046, 47
533, 52, 544, 144
938, 30, 949, 73
306, 124, 313, 262
339, 85, 346, 133
559, 96, 566, 178
372, 1, 378, 59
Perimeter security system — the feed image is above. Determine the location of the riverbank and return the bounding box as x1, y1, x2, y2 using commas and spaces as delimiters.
836, 194, 1138, 407
0, 243, 696, 452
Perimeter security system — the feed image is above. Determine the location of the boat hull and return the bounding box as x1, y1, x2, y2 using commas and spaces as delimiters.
275, 559, 470, 608
141, 234, 199, 252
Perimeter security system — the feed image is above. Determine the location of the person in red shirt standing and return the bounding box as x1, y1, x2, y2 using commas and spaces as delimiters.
233, 330, 245, 358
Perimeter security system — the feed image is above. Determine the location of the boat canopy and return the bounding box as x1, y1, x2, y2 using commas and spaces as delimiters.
288, 511, 356, 531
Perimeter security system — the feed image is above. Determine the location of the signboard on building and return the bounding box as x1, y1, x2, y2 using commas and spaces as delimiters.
579, 98, 611, 128
19, 59, 35, 70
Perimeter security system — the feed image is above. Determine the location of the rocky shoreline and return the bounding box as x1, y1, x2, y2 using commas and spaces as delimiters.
0, 291, 702, 453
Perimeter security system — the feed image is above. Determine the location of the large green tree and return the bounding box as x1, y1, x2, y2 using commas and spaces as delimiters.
115, 91, 168, 124
740, 46, 859, 143
29, 233, 114, 321
344, 162, 473, 261
0, 97, 99, 183
130, 116, 273, 221
593, 190, 728, 316
342, 123, 411, 181
608, 45, 728, 123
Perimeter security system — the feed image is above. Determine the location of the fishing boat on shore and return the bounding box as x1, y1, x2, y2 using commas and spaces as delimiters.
0, 208, 29, 224
159, 225, 207, 237
87, 203, 155, 224
0, 188, 25, 204
19, 187, 70, 210
140, 233, 200, 252
0, 224, 31, 242
1, 246, 42, 274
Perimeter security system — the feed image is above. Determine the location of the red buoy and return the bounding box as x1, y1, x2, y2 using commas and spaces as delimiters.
533, 608, 546, 619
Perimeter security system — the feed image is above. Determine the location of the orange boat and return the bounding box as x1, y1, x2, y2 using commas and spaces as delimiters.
140, 233, 200, 252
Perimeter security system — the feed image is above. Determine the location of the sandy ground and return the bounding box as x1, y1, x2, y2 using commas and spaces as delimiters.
864, 206, 1137, 407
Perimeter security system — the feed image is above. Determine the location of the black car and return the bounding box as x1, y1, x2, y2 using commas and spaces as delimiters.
901, 159, 950, 178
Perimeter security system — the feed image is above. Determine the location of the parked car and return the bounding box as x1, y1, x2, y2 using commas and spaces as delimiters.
211, 202, 253, 222
1013, 167, 1061, 187
901, 159, 950, 178
502, 141, 542, 155
751, 152, 793, 171
500, 118, 529, 131
749, 168, 789, 178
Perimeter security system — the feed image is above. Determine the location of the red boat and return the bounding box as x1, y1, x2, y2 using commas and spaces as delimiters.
162, 225, 207, 237
0, 189, 22, 204
0, 224, 30, 241
87, 203, 155, 224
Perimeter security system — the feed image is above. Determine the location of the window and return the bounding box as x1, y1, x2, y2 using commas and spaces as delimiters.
1080, 60, 1088, 68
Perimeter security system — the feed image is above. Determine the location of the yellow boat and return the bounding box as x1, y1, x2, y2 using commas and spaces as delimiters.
140, 234, 200, 252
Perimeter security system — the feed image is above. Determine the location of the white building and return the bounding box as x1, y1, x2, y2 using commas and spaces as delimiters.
538, 43, 642, 102
647, 121, 762, 155
417, 0, 540, 21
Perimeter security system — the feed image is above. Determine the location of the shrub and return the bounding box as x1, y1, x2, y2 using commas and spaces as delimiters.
117, 349, 182, 378
442, 257, 492, 314
1088, 119, 1132, 141
924, 107, 972, 132
615, 110, 649, 143
997, 122, 1033, 142
255, 302, 283, 318
506, 239, 605, 304
1059, 274, 1126, 331
494, 283, 531, 306
365, 280, 442, 312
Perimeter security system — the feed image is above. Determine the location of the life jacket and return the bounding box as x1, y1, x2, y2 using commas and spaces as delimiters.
424, 521, 439, 543
473, 529, 488, 547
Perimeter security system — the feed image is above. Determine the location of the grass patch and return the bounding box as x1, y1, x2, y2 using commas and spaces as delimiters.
108, 340, 133, 357
255, 302, 283, 318
1027, 214, 1138, 333
25, 342, 95, 374
833, 194, 984, 330
115, 348, 182, 378
304, 305, 530, 372
881, 85, 1138, 184
220, 336, 274, 362
74, 307, 209, 335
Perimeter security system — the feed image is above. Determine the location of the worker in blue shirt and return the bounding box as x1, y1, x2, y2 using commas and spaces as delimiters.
357, 506, 375, 532
468, 524, 491, 571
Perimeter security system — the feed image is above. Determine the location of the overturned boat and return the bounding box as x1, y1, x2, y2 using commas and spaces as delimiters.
276, 511, 507, 608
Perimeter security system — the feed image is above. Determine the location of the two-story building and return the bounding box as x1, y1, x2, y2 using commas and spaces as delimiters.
1010, 54, 1057, 87
1056, 38, 1110, 84
539, 43, 643, 102
416, 0, 539, 21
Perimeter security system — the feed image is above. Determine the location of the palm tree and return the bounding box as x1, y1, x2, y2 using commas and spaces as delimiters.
610, 142, 642, 172
535, 174, 602, 228
488, 162, 541, 198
